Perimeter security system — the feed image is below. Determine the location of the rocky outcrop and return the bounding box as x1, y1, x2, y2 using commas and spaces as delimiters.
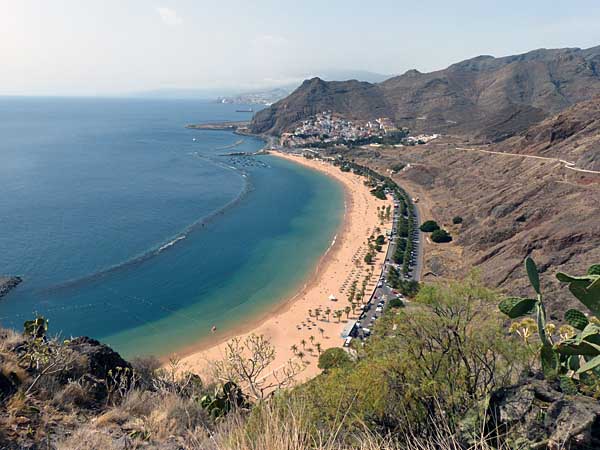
503, 96, 600, 171
67, 336, 131, 380
0, 276, 22, 298
485, 377, 600, 449
251, 46, 600, 140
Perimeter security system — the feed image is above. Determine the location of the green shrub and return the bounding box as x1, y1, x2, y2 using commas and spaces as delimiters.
419, 220, 440, 232
375, 235, 386, 245
452, 216, 463, 224
318, 348, 352, 371
388, 298, 404, 308
293, 276, 527, 438
431, 229, 452, 243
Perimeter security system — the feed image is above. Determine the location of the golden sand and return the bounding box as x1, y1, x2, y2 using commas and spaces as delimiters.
180, 151, 393, 382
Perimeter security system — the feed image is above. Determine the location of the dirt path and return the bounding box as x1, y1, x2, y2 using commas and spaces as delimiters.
454, 147, 600, 174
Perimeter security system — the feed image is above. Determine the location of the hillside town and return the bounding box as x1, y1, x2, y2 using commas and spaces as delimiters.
279, 112, 439, 148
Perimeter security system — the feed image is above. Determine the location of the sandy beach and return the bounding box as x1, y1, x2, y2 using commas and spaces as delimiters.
181, 151, 393, 383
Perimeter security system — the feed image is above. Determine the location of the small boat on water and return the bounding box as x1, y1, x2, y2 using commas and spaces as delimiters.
236, 108, 253, 113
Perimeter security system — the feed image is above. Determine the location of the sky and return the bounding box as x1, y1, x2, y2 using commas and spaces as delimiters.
2, 0, 600, 96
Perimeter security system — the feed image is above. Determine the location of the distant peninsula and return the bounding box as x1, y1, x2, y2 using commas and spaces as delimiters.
186, 121, 249, 131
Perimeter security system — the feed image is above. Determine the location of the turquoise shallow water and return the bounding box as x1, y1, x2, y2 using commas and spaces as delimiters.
0, 98, 344, 358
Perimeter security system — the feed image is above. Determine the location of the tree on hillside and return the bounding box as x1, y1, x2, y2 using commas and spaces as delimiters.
431, 229, 452, 243
452, 216, 463, 224
318, 347, 352, 372
213, 334, 301, 400
420, 220, 440, 232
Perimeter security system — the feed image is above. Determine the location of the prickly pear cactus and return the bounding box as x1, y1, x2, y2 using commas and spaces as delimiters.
565, 309, 589, 331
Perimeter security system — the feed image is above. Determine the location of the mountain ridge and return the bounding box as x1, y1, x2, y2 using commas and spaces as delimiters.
250, 45, 600, 141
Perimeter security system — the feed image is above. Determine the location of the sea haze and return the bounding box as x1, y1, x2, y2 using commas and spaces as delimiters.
0, 98, 344, 357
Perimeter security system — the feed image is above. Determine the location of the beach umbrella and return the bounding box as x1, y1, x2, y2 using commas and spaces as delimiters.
328, 294, 337, 301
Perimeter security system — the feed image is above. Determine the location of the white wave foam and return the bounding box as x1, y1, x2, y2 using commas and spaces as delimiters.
158, 235, 186, 252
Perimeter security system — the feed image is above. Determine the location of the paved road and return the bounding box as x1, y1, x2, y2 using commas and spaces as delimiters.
411, 201, 424, 282
353, 192, 421, 340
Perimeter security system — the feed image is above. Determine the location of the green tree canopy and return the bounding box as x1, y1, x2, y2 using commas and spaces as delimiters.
431, 229, 452, 243
420, 220, 440, 232
318, 347, 352, 371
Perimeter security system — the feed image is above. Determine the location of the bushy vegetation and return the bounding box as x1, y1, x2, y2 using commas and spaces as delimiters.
419, 220, 439, 232
499, 258, 600, 395
318, 348, 352, 372
430, 228, 452, 243
272, 275, 526, 443
370, 186, 387, 200
388, 297, 404, 308
6, 262, 600, 448
387, 266, 420, 297
452, 216, 463, 224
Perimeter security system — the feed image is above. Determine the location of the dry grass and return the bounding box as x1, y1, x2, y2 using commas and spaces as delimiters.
52, 381, 92, 411
58, 428, 123, 450
52, 391, 522, 450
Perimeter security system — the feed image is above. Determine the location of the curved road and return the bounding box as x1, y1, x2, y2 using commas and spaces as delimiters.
454, 147, 600, 175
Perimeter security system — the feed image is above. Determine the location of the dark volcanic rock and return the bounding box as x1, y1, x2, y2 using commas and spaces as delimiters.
67, 336, 131, 380
485, 377, 600, 449
0, 372, 17, 400
0, 276, 22, 298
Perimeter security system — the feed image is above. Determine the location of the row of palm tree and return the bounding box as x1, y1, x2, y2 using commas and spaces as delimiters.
290, 339, 323, 363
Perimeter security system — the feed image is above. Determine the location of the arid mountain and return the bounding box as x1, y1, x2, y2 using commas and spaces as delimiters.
251, 46, 600, 141
342, 102, 600, 316
250, 78, 393, 135
501, 96, 600, 171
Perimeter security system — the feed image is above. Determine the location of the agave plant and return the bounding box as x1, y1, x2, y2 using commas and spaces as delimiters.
499, 258, 600, 384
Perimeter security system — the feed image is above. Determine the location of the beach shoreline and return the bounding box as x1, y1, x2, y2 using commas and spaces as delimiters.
180, 151, 393, 382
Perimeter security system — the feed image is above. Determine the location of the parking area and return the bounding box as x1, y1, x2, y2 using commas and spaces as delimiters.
347, 192, 421, 342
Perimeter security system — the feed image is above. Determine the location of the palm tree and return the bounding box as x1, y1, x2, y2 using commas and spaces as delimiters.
309, 335, 315, 345
308, 309, 313, 317
318, 327, 325, 338
335, 310, 342, 322
297, 351, 305, 363
315, 342, 322, 355
325, 307, 332, 322
344, 306, 351, 319
300, 339, 307, 350
290, 344, 298, 355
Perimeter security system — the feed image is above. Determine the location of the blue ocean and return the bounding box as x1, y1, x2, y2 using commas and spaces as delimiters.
0, 97, 344, 358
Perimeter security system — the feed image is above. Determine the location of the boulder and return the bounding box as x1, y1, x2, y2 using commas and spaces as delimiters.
485, 376, 600, 449
0, 371, 16, 400
67, 336, 131, 380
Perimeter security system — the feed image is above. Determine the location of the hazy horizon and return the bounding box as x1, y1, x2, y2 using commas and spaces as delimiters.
3, 0, 600, 97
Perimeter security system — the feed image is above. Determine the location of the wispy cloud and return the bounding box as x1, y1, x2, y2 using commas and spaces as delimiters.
156, 7, 182, 26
